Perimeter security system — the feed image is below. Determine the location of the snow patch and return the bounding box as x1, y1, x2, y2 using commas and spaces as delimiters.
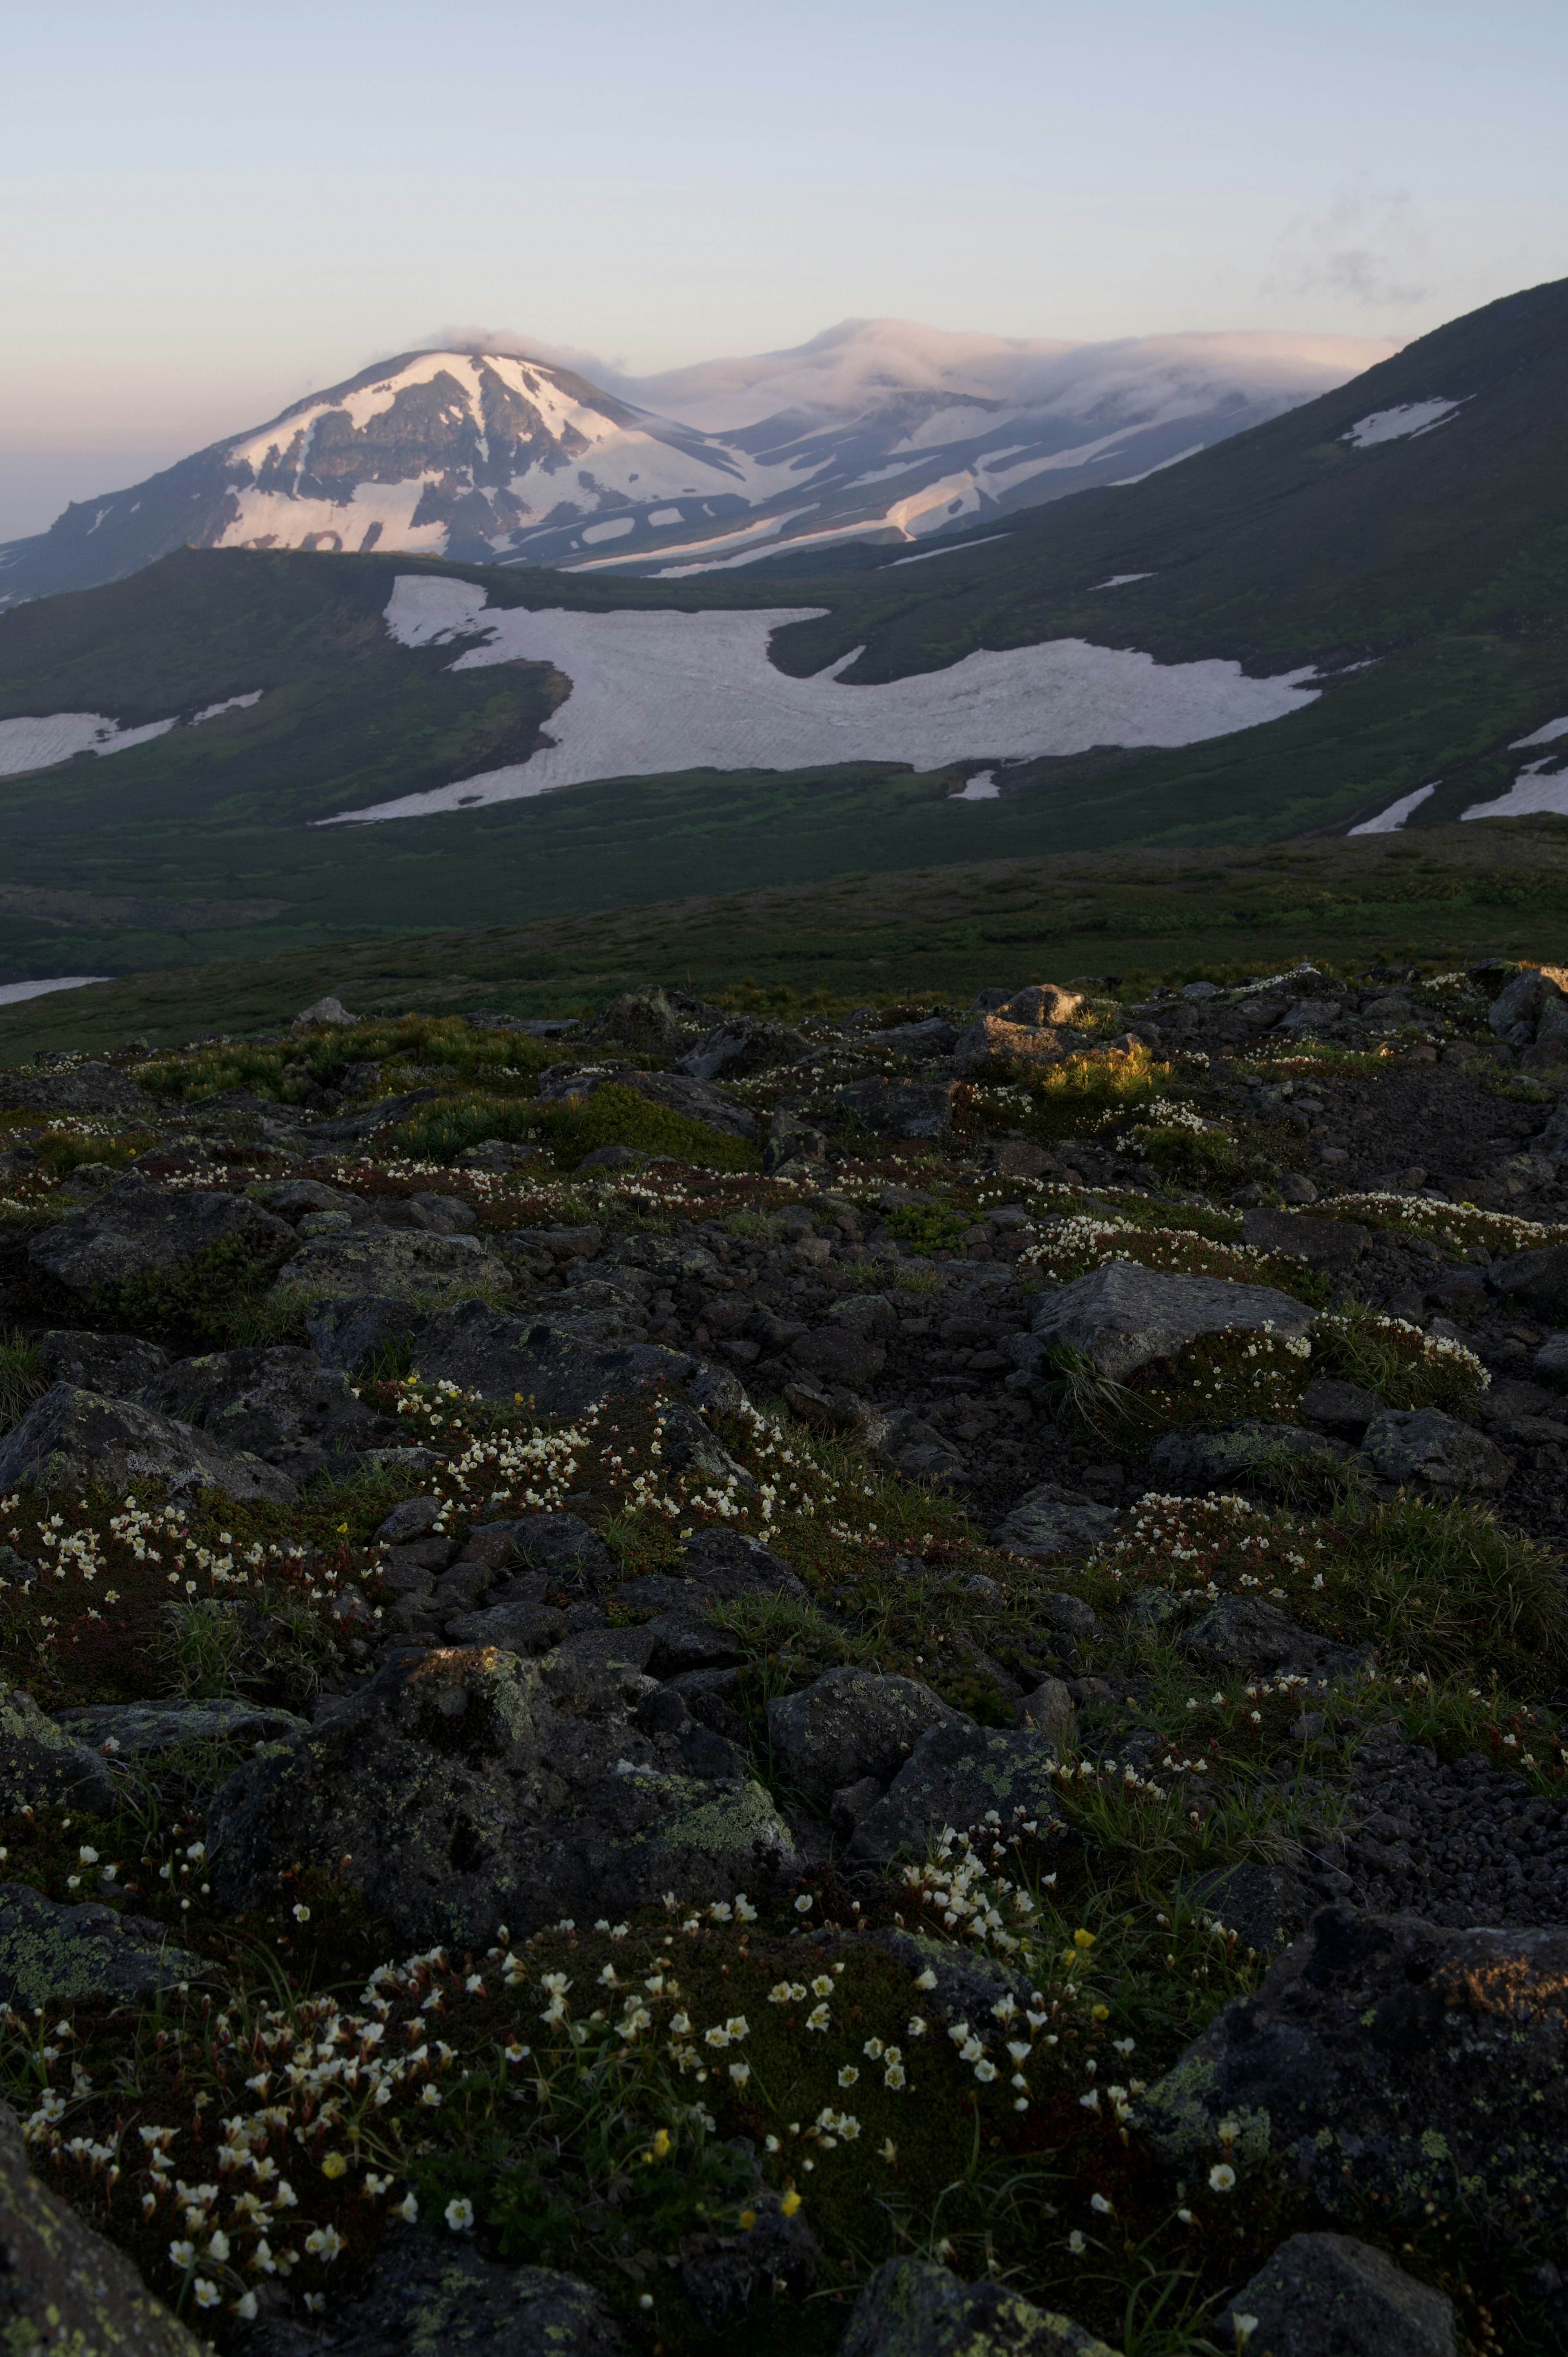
1092, 573, 1154, 590
648, 508, 684, 527
1512, 716, 1568, 749
949, 772, 1000, 800
330, 577, 1319, 824
0, 975, 111, 1008
889, 536, 1011, 566
0, 711, 177, 778
1461, 758, 1568, 823
1348, 783, 1438, 835
580, 517, 636, 544
190, 690, 264, 724
1343, 400, 1461, 448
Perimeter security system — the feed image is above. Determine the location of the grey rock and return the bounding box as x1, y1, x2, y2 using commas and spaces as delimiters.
1217, 2232, 1456, 2357
766, 1668, 958, 1804
590, 983, 721, 1055
376, 1495, 444, 1543
995, 1486, 1119, 1561
371, 1189, 479, 1235
1362, 1407, 1512, 1492
1, 1688, 119, 1813
790, 1325, 886, 1385
142, 1345, 399, 1480
0, 1882, 200, 2009
676, 1017, 808, 1082
0, 1060, 157, 1117
0, 2095, 203, 2357
1036, 1592, 1102, 1637
1179, 1596, 1371, 1681
826, 1291, 898, 1334
1490, 1242, 1568, 1322
1018, 1677, 1076, 1745
251, 1178, 367, 1219
848, 1719, 1066, 1865
1299, 1376, 1383, 1436
33, 1328, 172, 1397
271, 1225, 514, 1306
832, 1077, 958, 1138
1241, 1208, 1370, 1267
294, 994, 358, 1026
1180, 1859, 1314, 1955
206, 1645, 798, 1947
1147, 1422, 1350, 1486
28, 1177, 293, 1298
1139, 1906, 1568, 2228
510, 1512, 616, 1584
1488, 964, 1568, 1036
305, 1293, 428, 1373
1029, 1263, 1316, 1381
841, 2257, 1113, 2357
0, 1383, 297, 1503
54, 1699, 307, 1756
400, 1303, 746, 1420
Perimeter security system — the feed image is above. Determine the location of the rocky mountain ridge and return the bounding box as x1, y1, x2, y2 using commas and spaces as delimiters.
2, 953, 1568, 2353
0, 325, 1383, 607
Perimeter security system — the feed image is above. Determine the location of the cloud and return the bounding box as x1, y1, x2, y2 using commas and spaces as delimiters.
1269, 175, 1430, 308
379, 324, 630, 386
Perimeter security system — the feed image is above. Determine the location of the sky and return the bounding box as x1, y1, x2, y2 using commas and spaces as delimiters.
0, 0, 1564, 538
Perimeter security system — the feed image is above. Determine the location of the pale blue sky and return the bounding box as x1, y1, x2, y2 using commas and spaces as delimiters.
1, 0, 1564, 535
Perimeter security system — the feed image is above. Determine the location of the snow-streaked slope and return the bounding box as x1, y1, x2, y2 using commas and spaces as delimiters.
1348, 783, 1439, 833
1462, 758, 1568, 821
317, 574, 1320, 824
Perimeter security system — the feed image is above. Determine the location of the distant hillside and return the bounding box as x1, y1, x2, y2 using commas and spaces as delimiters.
0, 326, 1382, 606
0, 276, 1563, 983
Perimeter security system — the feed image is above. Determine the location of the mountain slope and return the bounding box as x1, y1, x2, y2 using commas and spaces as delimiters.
0, 328, 1384, 607
0, 277, 1563, 982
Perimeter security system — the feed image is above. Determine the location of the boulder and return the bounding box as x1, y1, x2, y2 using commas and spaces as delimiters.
270, 1226, 513, 1307
391, 1303, 745, 1420
232, 2230, 625, 2357
764, 1108, 828, 1172
27, 1177, 294, 1298
847, 1719, 1067, 1866
949, 1016, 1085, 1074
591, 983, 721, 1055
1298, 1376, 1383, 1436
994, 1486, 1119, 1561
206, 1644, 797, 1947
842, 2258, 1113, 2357
766, 1668, 958, 1804
832, 1078, 957, 1138
0, 2096, 202, 2357
1488, 964, 1568, 1036
1490, 1242, 1568, 1322
1361, 1407, 1512, 1492
0, 1383, 298, 1503
1178, 1596, 1371, 1681
53, 1699, 308, 1757
1241, 1209, 1370, 1268
1138, 1906, 1568, 2228
537, 1064, 758, 1142
142, 1345, 401, 1480
1, 1688, 120, 1814
1028, 1263, 1316, 1381
1002, 985, 1088, 1026
509, 1511, 617, 1584
293, 993, 359, 1026
676, 1017, 809, 1082
251, 1177, 367, 1219
294, 1086, 441, 1144
0, 1060, 157, 1117
33, 1329, 172, 1396
1216, 2232, 1456, 2357
0, 1882, 200, 2009
1147, 1423, 1350, 1486
305, 1293, 428, 1372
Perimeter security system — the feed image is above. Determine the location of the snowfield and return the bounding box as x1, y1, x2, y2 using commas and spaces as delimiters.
0, 691, 265, 780
316, 575, 1320, 825
1343, 400, 1461, 448
1462, 758, 1568, 823
1348, 783, 1438, 834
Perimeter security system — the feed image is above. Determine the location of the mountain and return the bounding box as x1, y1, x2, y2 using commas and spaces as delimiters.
0, 325, 1386, 608
0, 274, 1564, 986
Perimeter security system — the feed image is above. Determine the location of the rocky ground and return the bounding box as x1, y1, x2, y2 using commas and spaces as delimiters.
3, 958, 1568, 2357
